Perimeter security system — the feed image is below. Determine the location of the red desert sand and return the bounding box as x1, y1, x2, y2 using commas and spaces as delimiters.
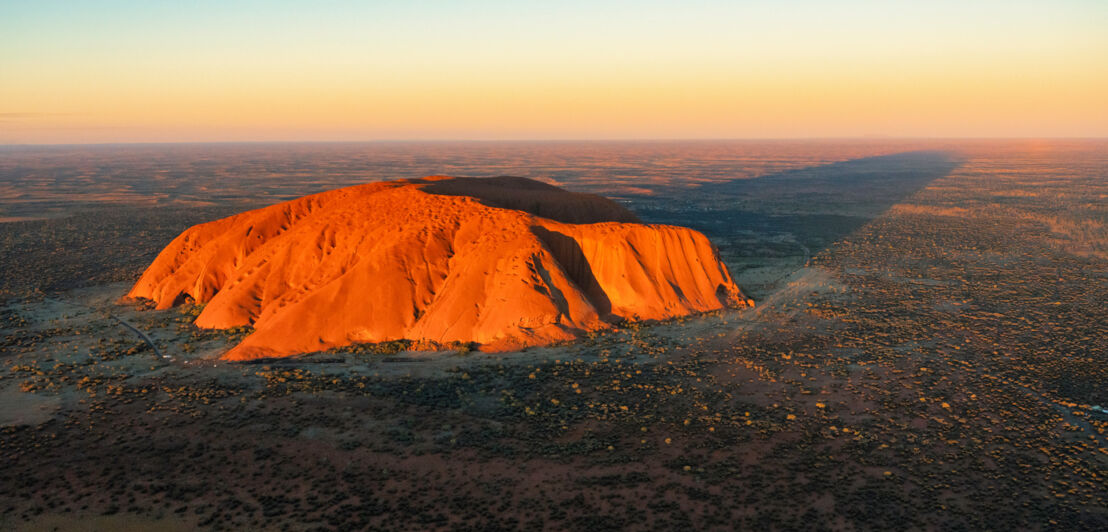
128, 176, 752, 360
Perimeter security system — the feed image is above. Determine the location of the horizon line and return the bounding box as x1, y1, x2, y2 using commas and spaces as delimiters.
3, 136, 1108, 148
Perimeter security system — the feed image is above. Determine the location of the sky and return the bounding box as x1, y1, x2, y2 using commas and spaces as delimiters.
1, 0, 1106, 143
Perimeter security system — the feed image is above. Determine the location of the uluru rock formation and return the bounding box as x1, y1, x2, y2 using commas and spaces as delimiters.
128, 176, 752, 360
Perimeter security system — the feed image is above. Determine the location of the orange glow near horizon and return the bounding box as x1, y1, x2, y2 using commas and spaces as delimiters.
2, 1, 1107, 143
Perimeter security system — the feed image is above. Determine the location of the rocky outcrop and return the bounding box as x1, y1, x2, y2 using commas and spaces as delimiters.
128, 176, 751, 360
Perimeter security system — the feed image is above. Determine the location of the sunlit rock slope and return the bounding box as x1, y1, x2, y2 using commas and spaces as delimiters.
129, 176, 751, 360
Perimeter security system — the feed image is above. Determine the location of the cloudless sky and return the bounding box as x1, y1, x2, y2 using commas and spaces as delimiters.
1, 0, 1106, 143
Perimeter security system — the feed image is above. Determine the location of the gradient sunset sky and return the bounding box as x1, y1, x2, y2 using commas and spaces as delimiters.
2, 0, 1106, 144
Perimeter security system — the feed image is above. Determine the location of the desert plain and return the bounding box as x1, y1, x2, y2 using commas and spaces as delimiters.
0, 140, 1105, 530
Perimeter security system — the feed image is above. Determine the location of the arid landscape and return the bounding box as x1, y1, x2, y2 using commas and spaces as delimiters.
1, 140, 1105, 530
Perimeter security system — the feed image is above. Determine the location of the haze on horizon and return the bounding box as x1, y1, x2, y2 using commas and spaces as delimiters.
2, 0, 1106, 144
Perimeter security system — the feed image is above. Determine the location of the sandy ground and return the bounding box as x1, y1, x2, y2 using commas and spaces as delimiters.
0, 383, 61, 427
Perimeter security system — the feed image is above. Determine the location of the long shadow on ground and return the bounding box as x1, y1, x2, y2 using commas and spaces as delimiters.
631, 151, 963, 271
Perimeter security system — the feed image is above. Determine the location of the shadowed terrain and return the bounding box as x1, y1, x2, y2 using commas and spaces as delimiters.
699, 151, 963, 216
634, 151, 963, 298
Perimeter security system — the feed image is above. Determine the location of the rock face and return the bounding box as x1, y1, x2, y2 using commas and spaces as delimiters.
128, 176, 751, 360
